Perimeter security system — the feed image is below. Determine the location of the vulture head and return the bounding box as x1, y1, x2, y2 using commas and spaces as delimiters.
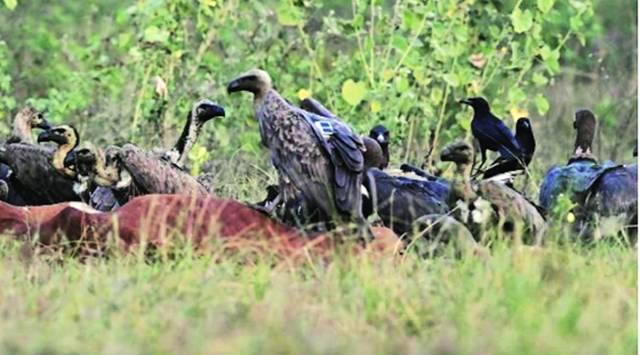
441, 140, 474, 167
573, 109, 596, 157
227, 69, 273, 99
362, 136, 384, 170
460, 97, 491, 115
37, 125, 79, 148
18, 106, 52, 131
38, 125, 80, 177
7, 106, 51, 144
191, 99, 226, 125
65, 146, 98, 178
441, 140, 478, 206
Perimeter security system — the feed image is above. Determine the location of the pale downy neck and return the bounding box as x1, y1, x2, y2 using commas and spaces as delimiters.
11, 116, 33, 144
53, 143, 77, 178
448, 160, 476, 207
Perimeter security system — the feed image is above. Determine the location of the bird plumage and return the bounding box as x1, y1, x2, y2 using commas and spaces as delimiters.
461, 97, 524, 174
228, 69, 366, 228
364, 168, 450, 235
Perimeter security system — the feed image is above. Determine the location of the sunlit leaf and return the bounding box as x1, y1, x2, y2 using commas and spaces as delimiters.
537, 0, 555, 13
534, 94, 550, 115
3, 0, 16, 10
341, 79, 367, 106
370, 101, 381, 113
143, 26, 169, 44
277, 1, 303, 26
511, 8, 533, 33
509, 107, 529, 119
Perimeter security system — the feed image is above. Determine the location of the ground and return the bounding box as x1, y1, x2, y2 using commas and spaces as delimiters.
0, 239, 635, 354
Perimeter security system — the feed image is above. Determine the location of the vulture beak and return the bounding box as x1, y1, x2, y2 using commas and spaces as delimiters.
376, 134, 387, 145
226, 77, 244, 94
64, 150, 76, 168
203, 103, 226, 118
37, 130, 68, 145
34, 117, 52, 130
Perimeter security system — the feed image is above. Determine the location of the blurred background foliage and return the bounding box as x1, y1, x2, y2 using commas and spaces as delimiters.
0, 0, 636, 195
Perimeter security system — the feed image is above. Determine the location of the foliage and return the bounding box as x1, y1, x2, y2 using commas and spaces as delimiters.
0, 0, 598, 167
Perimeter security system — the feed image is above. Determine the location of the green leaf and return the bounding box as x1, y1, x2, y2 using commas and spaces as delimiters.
276, 2, 303, 26
442, 73, 459, 87
511, 8, 533, 33
3, 0, 16, 10
537, 0, 555, 13
143, 26, 169, 44
532, 72, 548, 86
341, 79, 367, 106
534, 94, 550, 115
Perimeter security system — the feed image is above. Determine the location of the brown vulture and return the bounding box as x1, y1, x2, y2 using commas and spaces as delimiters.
0, 106, 52, 205
0, 125, 81, 205
227, 69, 367, 231
441, 140, 546, 245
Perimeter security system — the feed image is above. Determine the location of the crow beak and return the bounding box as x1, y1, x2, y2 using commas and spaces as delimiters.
376, 134, 386, 144
37, 130, 67, 145
459, 99, 472, 106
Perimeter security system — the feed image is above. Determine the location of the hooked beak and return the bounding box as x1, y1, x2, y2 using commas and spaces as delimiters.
34, 119, 52, 130
226, 78, 243, 94
205, 104, 226, 118
64, 150, 76, 168
37, 130, 68, 145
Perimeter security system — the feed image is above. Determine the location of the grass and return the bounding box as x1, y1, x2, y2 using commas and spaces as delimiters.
0, 238, 635, 354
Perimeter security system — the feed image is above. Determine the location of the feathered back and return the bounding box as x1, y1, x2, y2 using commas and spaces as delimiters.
0, 143, 78, 204
118, 144, 209, 197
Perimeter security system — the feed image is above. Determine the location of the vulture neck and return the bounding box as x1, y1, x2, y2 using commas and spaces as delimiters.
448, 160, 476, 206
11, 117, 33, 144
253, 87, 275, 110
53, 144, 77, 178
92, 150, 117, 187
171, 112, 202, 167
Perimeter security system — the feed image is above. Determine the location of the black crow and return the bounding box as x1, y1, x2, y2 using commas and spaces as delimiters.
460, 97, 524, 174
368, 124, 390, 169
482, 117, 536, 179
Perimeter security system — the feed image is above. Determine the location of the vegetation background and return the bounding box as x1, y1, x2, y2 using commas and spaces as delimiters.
0, 0, 636, 353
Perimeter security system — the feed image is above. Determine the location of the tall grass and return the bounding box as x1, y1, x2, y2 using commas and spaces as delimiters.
0, 238, 635, 354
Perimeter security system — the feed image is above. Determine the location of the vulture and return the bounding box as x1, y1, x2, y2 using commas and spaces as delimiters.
460, 97, 525, 175
227, 69, 367, 232
1, 106, 52, 205
441, 140, 546, 244
6, 106, 52, 143
64, 100, 225, 210
65, 143, 209, 207
161, 99, 226, 168
0, 125, 81, 205
539, 110, 637, 233
363, 167, 450, 236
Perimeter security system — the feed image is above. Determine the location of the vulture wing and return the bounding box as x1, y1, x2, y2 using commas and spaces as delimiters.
0, 143, 79, 204
118, 144, 209, 197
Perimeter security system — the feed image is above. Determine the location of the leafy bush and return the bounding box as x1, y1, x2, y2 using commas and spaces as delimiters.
0, 0, 596, 165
